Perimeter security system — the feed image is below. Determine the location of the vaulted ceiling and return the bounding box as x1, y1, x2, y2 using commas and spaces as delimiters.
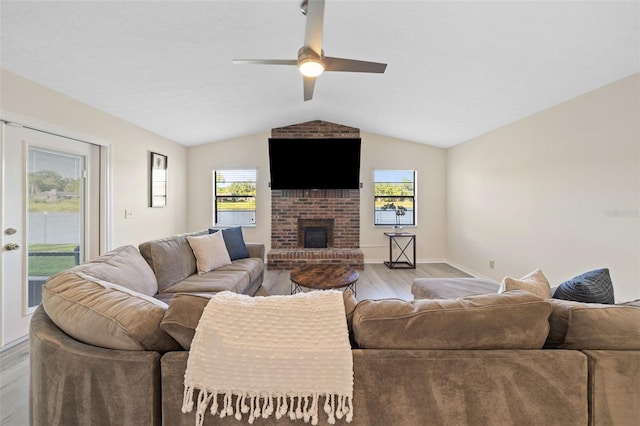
1, 1, 638, 148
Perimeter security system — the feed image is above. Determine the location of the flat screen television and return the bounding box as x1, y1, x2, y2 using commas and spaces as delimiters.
268, 138, 361, 190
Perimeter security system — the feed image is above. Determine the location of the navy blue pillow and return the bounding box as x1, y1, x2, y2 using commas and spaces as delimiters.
208, 227, 249, 261
552, 268, 615, 304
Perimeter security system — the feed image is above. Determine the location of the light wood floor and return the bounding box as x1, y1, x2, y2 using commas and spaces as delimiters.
262, 262, 471, 301
0, 338, 29, 426
0, 262, 470, 426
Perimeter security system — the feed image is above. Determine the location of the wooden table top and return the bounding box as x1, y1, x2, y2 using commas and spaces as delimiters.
289, 264, 359, 291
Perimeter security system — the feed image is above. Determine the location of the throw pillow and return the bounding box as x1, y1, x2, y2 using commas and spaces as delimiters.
73, 245, 158, 297
42, 270, 180, 352
209, 227, 250, 260
499, 269, 552, 299
553, 268, 615, 304
187, 231, 231, 275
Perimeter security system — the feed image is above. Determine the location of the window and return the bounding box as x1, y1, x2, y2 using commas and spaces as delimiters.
374, 170, 416, 226
213, 169, 256, 226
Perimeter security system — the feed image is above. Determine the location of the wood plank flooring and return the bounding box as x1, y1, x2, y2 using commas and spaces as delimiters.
0, 262, 471, 426
0, 339, 29, 426
263, 262, 471, 301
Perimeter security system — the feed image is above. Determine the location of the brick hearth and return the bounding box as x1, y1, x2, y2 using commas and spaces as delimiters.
267, 248, 364, 270
267, 121, 364, 270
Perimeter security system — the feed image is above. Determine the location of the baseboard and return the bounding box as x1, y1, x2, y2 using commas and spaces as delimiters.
0, 335, 29, 352
444, 260, 496, 281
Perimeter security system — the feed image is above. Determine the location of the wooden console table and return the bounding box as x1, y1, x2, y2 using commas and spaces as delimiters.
384, 232, 416, 269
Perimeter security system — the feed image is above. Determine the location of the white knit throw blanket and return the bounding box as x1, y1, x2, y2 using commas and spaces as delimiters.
182, 290, 354, 425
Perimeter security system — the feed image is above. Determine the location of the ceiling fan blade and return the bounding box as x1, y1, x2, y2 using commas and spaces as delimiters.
304, 0, 325, 56
324, 57, 387, 73
232, 59, 298, 66
303, 76, 316, 101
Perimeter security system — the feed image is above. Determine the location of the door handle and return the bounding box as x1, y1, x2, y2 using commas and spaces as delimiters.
4, 243, 20, 251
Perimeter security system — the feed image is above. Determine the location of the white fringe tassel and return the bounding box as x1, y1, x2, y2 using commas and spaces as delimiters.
182, 387, 353, 426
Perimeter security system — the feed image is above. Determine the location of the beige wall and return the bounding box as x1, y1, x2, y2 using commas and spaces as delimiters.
447, 73, 640, 302
0, 69, 189, 248
186, 132, 272, 247
359, 132, 447, 262
187, 130, 449, 262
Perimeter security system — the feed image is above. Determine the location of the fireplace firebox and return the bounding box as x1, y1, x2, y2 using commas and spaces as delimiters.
297, 219, 334, 248
304, 227, 327, 248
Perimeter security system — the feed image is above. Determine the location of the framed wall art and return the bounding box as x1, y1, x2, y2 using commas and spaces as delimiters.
150, 152, 167, 207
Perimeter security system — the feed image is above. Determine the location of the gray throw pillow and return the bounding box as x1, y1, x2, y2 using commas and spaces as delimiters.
553, 268, 615, 304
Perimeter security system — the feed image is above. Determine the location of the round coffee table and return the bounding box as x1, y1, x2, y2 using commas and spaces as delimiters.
289, 264, 359, 296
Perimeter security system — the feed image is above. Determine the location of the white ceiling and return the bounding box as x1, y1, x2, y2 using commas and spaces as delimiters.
1, 1, 638, 148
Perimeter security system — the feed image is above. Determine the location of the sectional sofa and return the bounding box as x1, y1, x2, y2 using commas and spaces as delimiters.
29, 231, 640, 425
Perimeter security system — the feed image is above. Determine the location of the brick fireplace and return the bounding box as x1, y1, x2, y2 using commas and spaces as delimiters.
266, 121, 365, 270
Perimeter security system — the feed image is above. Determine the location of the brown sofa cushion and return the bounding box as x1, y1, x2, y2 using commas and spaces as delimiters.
352, 290, 551, 349
160, 293, 212, 349
42, 270, 180, 352
73, 245, 158, 296
138, 231, 207, 292
217, 257, 265, 284
546, 298, 640, 349
161, 290, 359, 350
158, 270, 251, 295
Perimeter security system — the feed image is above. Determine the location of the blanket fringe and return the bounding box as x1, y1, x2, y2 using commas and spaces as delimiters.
183, 386, 352, 426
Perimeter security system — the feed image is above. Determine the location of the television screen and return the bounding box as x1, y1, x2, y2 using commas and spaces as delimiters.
268, 138, 361, 190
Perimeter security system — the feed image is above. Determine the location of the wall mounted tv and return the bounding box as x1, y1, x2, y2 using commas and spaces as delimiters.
268, 138, 361, 190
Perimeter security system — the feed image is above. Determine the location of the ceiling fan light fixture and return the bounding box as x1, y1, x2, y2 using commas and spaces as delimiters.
233, 2, 387, 100
298, 47, 325, 77
299, 58, 324, 77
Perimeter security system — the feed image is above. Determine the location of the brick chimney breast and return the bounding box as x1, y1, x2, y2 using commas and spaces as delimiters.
267, 121, 364, 270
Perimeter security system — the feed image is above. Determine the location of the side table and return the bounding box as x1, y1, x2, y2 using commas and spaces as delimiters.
384, 232, 416, 269
289, 264, 359, 297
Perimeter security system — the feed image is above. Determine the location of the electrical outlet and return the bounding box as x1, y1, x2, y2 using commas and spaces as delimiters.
489, 260, 495, 269
125, 209, 133, 219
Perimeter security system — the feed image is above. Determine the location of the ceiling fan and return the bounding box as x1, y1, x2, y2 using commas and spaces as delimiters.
232, 0, 387, 101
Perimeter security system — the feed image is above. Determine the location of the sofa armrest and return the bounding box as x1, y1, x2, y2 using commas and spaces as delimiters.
246, 243, 264, 260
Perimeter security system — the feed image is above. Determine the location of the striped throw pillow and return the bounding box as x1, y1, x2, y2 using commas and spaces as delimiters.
553, 268, 615, 304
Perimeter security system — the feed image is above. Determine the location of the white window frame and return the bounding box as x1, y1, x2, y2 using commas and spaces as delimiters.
213, 169, 257, 226
373, 169, 416, 227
